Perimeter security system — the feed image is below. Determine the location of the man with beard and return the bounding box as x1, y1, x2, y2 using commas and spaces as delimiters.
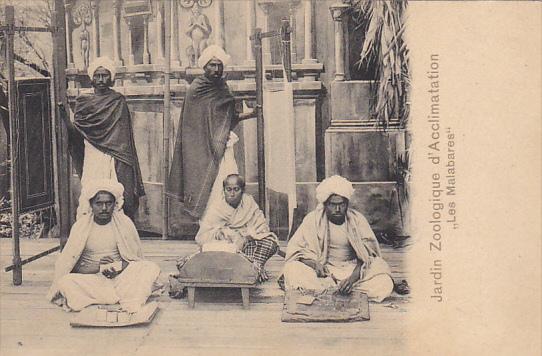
282, 175, 394, 302
168, 45, 258, 220
59, 57, 145, 220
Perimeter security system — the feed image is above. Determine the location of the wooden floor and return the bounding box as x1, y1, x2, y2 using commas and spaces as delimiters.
0, 239, 409, 356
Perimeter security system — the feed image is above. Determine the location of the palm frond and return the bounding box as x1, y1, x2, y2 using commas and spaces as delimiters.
352, 0, 410, 128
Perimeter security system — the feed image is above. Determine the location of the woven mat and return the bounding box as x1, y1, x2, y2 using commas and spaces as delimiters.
281, 289, 370, 323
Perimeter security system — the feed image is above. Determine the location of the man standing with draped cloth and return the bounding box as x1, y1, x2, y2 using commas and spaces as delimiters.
168, 45, 258, 219
59, 57, 145, 221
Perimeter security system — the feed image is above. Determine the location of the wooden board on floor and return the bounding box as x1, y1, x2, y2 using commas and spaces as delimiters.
282, 289, 370, 323
1, 239, 408, 355
70, 302, 159, 328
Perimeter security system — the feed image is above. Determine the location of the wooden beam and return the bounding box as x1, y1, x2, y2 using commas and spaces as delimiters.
52, 0, 70, 248
4, 245, 60, 272
162, 0, 171, 240
5, 6, 22, 285
252, 28, 266, 214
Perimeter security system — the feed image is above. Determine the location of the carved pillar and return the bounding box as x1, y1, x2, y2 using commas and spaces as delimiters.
245, 0, 256, 65
170, 0, 181, 67
125, 17, 135, 65
154, 0, 164, 64
112, 0, 123, 65
90, 0, 100, 58
303, 0, 316, 63
258, 1, 272, 64
143, 15, 151, 64
330, 3, 348, 81
214, 0, 225, 49
288, 1, 299, 64
65, 2, 74, 68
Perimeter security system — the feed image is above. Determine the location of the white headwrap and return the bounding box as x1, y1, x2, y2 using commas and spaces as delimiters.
197, 45, 231, 68
76, 179, 125, 220
87, 56, 117, 80
315, 175, 355, 204
47, 179, 144, 303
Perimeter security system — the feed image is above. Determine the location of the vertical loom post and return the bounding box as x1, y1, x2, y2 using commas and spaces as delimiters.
162, 0, 171, 239
5, 6, 22, 285
52, 0, 70, 249
252, 28, 266, 213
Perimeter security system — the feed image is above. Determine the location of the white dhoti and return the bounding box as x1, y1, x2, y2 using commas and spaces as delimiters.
56, 260, 160, 312
283, 257, 394, 303
81, 139, 118, 184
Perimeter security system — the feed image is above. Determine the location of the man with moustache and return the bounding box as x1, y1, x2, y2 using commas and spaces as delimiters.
59, 57, 145, 220
46, 180, 160, 313
168, 45, 258, 220
282, 175, 394, 302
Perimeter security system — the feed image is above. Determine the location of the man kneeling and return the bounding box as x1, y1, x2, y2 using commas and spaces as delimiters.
193, 174, 279, 281
283, 176, 393, 302
46, 180, 160, 312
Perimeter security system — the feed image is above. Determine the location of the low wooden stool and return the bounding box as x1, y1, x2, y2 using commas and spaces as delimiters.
176, 251, 258, 309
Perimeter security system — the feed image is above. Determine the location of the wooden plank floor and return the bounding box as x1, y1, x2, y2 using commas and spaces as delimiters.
0, 239, 410, 356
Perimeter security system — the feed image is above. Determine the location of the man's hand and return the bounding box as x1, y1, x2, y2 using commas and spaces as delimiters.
57, 102, 75, 128
100, 256, 123, 279
338, 275, 356, 295
338, 269, 362, 295
314, 263, 329, 278
57, 102, 68, 119
300, 258, 329, 278
237, 104, 261, 121
241, 226, 257, 240
220, 227, 242, 243
233, 235, 247, 251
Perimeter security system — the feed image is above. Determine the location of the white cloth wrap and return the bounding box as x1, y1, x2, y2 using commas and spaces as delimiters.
201, 131, 239, 221
315, 175, 355, 204
87, 56, 117, 79
197, 45, 231, 68
81, 140, 118, 186
77, 179, 125, 221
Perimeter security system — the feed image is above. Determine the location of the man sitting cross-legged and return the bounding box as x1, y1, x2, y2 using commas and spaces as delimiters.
283, 175, 394, 302
46, 180, 160, 313
191, 174, 279, 281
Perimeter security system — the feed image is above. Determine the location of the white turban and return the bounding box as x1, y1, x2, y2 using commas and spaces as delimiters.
76, 179, 125, 220
87, 56, 117, 80
315, 175, 355, 204
197, 45, 231, 68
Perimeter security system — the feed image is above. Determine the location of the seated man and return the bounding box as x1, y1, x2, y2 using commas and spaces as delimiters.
46, 180, 160, 313
193, 174, 279, 281
283, 175, 393, 302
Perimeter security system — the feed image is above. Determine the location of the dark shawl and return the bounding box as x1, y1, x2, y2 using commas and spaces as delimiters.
168, 76, 238, 218
69, 90, 145, 219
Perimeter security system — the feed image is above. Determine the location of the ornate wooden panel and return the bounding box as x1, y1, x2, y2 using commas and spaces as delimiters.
16, 78, 54, 213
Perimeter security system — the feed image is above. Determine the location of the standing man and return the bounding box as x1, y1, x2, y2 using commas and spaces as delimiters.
59, 57, 145, 220
168, 45, 258, 219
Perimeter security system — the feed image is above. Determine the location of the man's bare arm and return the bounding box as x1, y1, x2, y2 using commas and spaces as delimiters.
338, 259, 364, 294
57, 102, 76, 131
100, 256, 129, 279
236, 104, 261, 122
299, 258, 329, 278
